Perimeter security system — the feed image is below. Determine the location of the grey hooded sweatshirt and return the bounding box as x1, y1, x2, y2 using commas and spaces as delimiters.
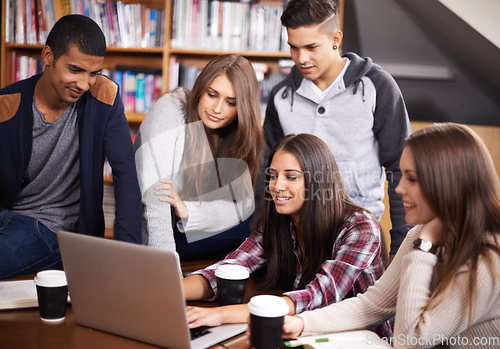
262, 52, 412, 253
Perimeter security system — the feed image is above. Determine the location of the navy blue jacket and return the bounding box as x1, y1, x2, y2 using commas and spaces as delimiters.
0, 73, 141, 243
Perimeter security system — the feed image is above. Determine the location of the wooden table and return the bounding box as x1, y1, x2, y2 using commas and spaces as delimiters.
0, 263, 279, 349
0, 306, 249, 349
0, 270, 390, 349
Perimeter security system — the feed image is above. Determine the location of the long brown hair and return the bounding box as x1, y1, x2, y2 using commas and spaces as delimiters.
185, 54, 263, 184
260, 134, 372, 291
407, 123, 500, 331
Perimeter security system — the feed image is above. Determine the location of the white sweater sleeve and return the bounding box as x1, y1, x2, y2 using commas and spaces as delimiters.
297, 226, 421, 337
298, 226, 500, 348
135, 90, 187, 250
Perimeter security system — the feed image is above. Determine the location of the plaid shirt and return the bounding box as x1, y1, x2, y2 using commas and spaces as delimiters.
192, 210, 393, 338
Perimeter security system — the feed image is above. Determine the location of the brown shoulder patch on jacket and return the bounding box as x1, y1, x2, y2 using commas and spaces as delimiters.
0, 93, 21, 122
90, 75, 118, 106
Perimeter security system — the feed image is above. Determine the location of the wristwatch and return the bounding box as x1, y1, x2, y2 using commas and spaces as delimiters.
413, 238, 439, 255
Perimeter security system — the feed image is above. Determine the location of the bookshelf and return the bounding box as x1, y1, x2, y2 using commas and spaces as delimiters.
1, 0, 167, 121
0, 0, 302, 96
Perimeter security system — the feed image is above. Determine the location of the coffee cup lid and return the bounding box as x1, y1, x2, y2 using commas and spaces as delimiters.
34, 270, 67, 287
247, 295, 289, 318
214, 264, 249, 280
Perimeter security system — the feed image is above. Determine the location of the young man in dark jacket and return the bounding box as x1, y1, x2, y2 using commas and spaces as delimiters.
0, 15, 141, 279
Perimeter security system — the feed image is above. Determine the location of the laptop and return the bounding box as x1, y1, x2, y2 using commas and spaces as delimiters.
57, 231, 247, 349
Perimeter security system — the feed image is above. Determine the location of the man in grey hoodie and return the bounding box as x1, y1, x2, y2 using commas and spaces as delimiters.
261, 0, 412, 258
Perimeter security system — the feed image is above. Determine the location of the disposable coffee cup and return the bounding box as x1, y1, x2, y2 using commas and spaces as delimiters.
215, 264, 249, 306
34, 270, 68, 323
248, 295, 289, 349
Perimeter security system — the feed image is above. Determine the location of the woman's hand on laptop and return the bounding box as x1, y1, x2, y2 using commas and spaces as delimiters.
186, 306, 223, 328
186, 304, 248, 328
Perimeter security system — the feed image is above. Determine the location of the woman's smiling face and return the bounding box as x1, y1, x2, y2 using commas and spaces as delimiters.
268, 150, 306, 227
396, 147, 436, 225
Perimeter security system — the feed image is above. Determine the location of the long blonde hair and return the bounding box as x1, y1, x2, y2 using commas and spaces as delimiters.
407, 123, 500, 331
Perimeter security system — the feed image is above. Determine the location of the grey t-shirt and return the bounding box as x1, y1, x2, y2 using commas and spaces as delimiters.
11, 100, 80, 233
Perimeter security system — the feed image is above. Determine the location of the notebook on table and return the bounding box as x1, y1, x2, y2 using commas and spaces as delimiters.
57, 231, 246, 349
284, 330, 392, 348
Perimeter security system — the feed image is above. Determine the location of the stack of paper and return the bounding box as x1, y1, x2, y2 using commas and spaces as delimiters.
0, 280, 38, 310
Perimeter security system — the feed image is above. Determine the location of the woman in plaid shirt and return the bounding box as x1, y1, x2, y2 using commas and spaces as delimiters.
182, 134, 392, 338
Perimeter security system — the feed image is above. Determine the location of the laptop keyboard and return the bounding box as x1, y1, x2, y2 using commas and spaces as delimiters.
190, 326, 212, 340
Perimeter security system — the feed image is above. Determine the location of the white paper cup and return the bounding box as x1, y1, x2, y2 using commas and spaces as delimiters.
248, 295, 289, 349
34, 270, 68, 323
215, 265, 249, 306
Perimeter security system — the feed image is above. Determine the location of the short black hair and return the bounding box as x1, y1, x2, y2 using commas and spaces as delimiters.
46, 14, 106, 60
281, 0, 338, 30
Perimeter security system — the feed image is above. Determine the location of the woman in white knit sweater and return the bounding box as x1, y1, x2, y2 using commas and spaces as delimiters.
281, 123, 500, 348
134, 54, 263, 259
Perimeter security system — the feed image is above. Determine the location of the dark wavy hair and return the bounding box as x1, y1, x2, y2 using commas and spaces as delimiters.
260, 134, 367, 291
281, 0, 340, 34
46, 14, 106, 61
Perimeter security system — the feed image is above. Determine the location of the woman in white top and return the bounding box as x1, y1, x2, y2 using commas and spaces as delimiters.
134, 54, 263, 259
281, 123, 500, 348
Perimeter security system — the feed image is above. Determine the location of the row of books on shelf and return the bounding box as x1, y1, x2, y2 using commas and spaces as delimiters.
101, 66, 163, 114
12, 54, 44, 82
168, 56, 200, 91
124, 57, 294, 109
11, 55, 163, 115
11, 53, 293, 120
171, 0, 289, 53
5, 0, 165, 48
102, 182, 115, 230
